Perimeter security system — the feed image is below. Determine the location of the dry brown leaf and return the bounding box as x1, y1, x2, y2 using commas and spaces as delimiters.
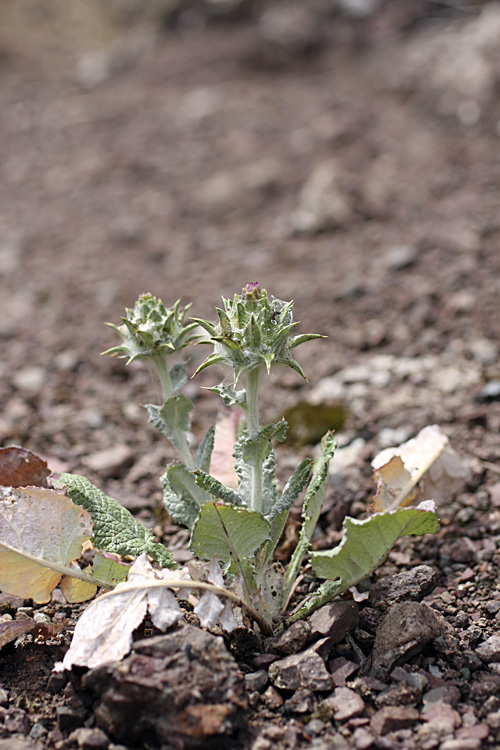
0, 446, 49, 488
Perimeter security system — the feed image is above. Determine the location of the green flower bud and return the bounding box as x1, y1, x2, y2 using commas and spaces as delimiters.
104, 294, 199, 364
193, 284, 324, 383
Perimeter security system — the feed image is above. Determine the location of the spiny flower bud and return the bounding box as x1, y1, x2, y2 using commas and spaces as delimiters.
193, 284, 324, 383
104, 294, 199, 364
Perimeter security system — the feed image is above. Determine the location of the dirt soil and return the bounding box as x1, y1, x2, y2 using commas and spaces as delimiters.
1, 2, 500, 749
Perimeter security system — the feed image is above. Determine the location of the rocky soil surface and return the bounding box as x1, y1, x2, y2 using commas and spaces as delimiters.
1, 2, 500, 749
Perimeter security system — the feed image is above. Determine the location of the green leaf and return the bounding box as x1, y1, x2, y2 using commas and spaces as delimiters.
92, 551, 130, 586
268, 458, 312, 521
284, 432, 336, 593
311, 504, 439, 586
289, 333, 326, 349
196, 426, 215, 472
241, 420, 287, 466
57, 474, 175, 569
169, 363, 188, 395
207, 384, 246, 409
146, 394, 193, 447
190, 503, 270, 567
300, 432, 336, 540
194, 470, 243, 506
161, 463, 212, 530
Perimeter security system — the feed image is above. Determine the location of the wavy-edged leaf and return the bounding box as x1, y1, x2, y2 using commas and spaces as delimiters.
311, 502, 439, 584
207, 384, 246, 409
0, 486, 102, 603
241, 420, 287, 465
268, 458, 312, 521
146, 394, 193, 456
284, 433, 336, 593
196, 425, 215, 473
56, 473, 175, 569
194, 470, 243, 506
161, 463, 212, 530
169, 362, 188, 395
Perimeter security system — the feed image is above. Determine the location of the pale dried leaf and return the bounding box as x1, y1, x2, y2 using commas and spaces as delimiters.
372, 424, 468, 510
194, 590, 225, 628
0, 487, 93, 603
218, 600, 238, 632
59, 571, 98, 603
57, 554, 184, 671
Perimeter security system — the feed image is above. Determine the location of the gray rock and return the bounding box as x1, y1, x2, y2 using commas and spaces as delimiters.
382, 245, 417, 270
307, 601, 359, 642
370, 602, 455, 681
290, 160, 353, 235
0, 741, 44, 750
325, 687, 365, 721
329, 656, 360, 687
421, 701, 461, 733
244, 671, 268, 693
68, 727, 110, 749
274, 620, 310, 655
283, 689, 315, 714
476, 634, 500, 663
369, 565, 438, 606
422, 685, 461, 708
269, 646, 332, 691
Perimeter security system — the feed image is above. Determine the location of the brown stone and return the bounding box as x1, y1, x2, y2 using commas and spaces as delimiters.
370, 706, 419, 735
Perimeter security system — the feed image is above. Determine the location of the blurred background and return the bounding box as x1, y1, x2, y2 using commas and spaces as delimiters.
1, 0, 499, 505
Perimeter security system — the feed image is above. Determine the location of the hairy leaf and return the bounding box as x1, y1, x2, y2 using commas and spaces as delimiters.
169, 362, 188, 395
241, 420, 287, 466
284, 433, 336, 594
194, 471, 243, 506
311, 503, 439, 585
207, 384, 246, 408
268, 458, 312, 521
196, 425, 215, 473
161, 463, 212, 530
56, 473, 175, 568
146, 394, 193, 453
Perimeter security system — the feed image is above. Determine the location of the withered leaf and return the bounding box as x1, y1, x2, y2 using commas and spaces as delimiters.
0, 446, 49, 488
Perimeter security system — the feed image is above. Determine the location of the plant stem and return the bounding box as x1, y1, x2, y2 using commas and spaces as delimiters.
155, 356, 174, 401
154, 356, 195, 469
246, 366, 264, 513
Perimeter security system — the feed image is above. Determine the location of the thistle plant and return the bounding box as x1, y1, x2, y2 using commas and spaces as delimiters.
55, 284, 438, 639
192, 283, 324, 514
104, 294, 199, 469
